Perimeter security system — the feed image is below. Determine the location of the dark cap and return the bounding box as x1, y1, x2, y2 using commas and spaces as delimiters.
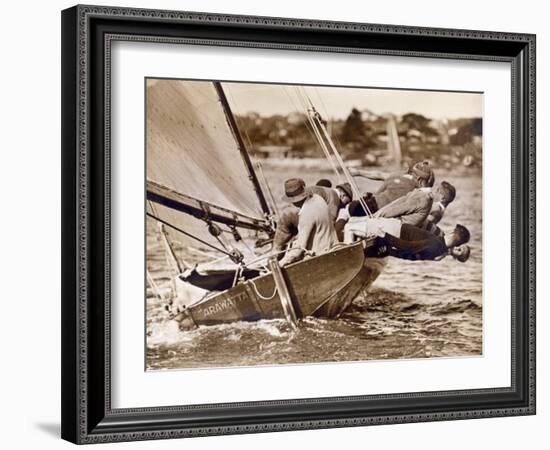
336, 182, 353, 200
411, 160, 435, 187
316, 178, 333, 188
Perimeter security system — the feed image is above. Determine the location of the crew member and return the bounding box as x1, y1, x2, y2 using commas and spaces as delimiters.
344, 217, 471, 262
422, 181, 456, 237
278, 178, 338, 266
273, 181, 352, 252
310, 182, 353, 222
315, 179, 333, 188
374, 181, 456, 226
347, 160, 435, 214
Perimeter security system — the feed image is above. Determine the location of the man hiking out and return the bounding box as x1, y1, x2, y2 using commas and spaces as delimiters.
421, 181, 456, 237
374, 181, 456, 226
335, 180, 456, 236
346, 160, 435, 215
344, 217, 471, 262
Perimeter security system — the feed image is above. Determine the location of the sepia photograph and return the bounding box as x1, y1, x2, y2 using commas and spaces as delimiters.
58, 4, 537, 444
145, 78, 483, 370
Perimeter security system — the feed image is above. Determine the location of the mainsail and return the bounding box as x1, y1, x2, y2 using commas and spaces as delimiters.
146, 79, 272, 263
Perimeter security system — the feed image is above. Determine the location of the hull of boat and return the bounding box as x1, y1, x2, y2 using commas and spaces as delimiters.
313, 256, 386, 318
174, 241, 384, 329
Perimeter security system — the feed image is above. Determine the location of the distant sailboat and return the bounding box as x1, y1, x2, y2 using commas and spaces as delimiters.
146, 79, 385, 330
386, 114, 402, 168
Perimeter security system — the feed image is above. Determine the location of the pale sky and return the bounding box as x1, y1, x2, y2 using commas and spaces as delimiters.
224, 82, 482, 120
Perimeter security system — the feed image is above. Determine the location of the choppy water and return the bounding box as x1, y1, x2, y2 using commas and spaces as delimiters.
146, 171, 482, 370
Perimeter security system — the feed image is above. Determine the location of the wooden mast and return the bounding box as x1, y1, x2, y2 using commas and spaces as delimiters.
213, 82, 272, 218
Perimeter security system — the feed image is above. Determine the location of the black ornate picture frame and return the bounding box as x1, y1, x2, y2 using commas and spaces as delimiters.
61, 4, 536, 444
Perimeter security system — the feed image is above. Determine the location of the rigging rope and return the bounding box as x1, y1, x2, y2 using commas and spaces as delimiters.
186, 248, 231, 267
312, 111, 373, 217
212, 228, 230, 252
282, 87, 342, 181
148, 213, 249, 267
255, 161, 280, 217
248, 278, 278, 301
147, 212, 233, 257
294, 86, 373, 218
295, 87, 343, 182
306, 110, 342, 180
313, 87, 349, 164
226, 87, 256, 152
147, 270, 167, 303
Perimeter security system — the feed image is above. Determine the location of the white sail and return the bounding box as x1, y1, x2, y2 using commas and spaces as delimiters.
146, 79, 271, 260
147, 79, 266, 215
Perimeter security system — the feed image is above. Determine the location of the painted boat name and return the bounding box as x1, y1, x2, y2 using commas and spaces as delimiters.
199, 292, 248, 318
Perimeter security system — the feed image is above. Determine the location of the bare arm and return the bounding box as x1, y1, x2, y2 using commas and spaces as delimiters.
348, 167, 388, 181
279, 209, 314, 266
273, 209, 298, 253
334, 205, 351, 241
426, 204, 444, 226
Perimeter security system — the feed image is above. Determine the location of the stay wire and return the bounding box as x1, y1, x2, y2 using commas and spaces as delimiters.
312, 112, 373, 217
146, 212, 233, 257
291, 87, 342, 180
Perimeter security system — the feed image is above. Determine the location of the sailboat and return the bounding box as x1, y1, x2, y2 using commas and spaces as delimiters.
146, 79, 385, 331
